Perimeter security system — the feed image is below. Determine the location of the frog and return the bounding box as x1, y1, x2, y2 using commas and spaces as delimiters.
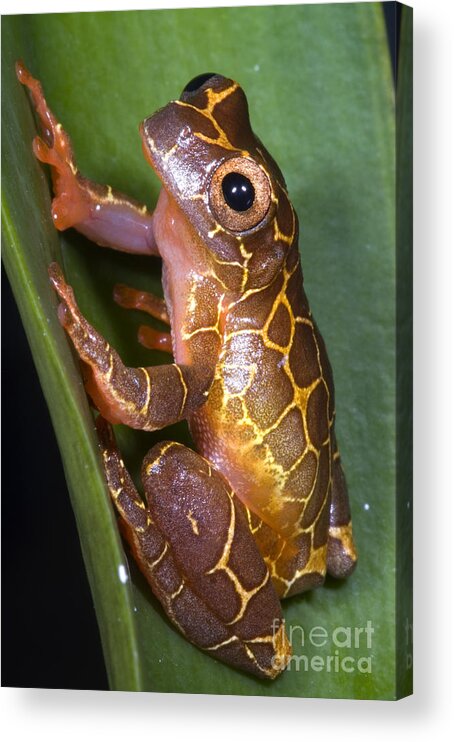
16, 63, 357, 680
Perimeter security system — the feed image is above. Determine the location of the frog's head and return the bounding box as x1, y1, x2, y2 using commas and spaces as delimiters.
141, 73, 297, 292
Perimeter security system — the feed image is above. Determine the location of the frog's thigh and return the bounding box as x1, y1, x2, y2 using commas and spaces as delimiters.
99, 422, 291, 678
326, 453, 357, 578
141, 444, 292, 677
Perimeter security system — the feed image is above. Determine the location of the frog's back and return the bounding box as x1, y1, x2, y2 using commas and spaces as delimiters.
189, 242, 336, 545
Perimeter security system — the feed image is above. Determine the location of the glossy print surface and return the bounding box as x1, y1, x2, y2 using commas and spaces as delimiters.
17, 66, 356, 680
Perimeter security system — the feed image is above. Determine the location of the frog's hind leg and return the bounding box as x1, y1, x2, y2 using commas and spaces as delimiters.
96, 416, 291, 679
113, 283, 172, 353
326, 446, 357, 578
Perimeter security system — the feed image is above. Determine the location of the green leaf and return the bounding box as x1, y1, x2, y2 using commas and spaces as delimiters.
2, 4, 398, 698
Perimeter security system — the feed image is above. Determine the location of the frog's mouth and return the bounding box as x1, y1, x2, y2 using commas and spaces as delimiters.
150, 185, 213, 366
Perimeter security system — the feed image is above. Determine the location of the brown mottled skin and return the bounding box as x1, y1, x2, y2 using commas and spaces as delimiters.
17, 64, 357, 679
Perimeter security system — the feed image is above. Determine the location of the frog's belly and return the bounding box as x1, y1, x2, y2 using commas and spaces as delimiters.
189, 332, 332, 541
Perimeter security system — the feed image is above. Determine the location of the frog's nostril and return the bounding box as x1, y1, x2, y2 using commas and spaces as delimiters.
182, 73, 218, 94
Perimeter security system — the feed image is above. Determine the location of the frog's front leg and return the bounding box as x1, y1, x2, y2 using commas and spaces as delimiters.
16, 61, 157, 255
49, 264, 216, 430
96, 416, 291, 678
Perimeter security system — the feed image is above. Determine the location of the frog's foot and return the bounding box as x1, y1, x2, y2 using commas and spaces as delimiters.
327, 522, 357, 577
326, 451, 357, 578
113, 284, 172, 352
48, 262, 152, 425
243, 507, 327, 599
96, 415, 291, 679
49, 262, 124, 424
48, 262, 107, 355
16, 60, 92, 230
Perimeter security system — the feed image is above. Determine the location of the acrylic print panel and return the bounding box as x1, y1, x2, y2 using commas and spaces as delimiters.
1, 2, 411, 699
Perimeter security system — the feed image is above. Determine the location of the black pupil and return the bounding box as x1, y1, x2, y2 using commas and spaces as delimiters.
183, 73, 217, 93
221, 172, 255, 212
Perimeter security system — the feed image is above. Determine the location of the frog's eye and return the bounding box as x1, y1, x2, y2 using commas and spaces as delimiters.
182, 73, 217, 94
209, 157, 272, 233
221, 172, 255, 212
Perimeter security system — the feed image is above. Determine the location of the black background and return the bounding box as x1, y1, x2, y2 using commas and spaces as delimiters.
1, 3, 401, 690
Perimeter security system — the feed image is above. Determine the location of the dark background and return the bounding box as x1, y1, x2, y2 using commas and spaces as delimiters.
1, 2, 401, 690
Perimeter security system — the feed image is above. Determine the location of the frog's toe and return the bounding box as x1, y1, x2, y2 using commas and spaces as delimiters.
33, 131, 91, 230
112, 283, 172, 352
32, 135, 53, 164
113, 283, 170, 324
48, 262, 70, 298
48, 263, 85, 333
327, 522, 357, 578
137, 325, 172, 353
